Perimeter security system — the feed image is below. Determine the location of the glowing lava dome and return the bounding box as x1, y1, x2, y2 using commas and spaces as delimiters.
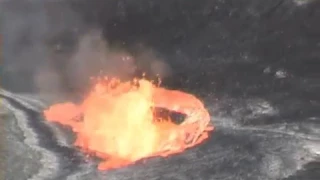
43, 77, 214, 170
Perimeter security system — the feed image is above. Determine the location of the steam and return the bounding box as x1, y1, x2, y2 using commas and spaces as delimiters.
64, 30, 137, 88
1, 1, 86, 94
133, 45, 172, 80
2, 1, 172, 99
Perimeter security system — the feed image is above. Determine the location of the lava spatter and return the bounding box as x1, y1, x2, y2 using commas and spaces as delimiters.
44, 77, 214, 170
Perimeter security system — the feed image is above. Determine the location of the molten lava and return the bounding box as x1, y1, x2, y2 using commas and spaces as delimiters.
43, 77, 214, 170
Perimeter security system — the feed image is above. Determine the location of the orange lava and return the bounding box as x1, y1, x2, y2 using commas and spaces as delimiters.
43, 77, 214, 170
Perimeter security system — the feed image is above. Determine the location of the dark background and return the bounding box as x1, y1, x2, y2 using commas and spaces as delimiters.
1, 0, 320, 179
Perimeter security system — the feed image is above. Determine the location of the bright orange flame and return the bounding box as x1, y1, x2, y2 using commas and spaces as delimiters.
43, 77, 214, 170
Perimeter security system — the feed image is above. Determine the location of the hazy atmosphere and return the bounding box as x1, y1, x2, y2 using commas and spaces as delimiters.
1, 0, 320, 179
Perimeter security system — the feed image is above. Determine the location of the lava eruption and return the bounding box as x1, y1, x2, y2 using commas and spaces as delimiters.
43, 77, 214, 170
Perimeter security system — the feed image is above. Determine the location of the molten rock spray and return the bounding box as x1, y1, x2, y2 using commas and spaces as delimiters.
43, 77, 214, 170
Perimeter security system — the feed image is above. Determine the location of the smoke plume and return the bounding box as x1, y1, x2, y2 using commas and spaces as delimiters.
1, 1, 172, 100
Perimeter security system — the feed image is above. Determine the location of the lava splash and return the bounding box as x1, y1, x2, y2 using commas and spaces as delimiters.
43, 77, 214, 170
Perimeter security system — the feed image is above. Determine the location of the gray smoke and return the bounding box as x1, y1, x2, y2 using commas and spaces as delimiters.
1, 1, 172, 98
2, 1, 86, 94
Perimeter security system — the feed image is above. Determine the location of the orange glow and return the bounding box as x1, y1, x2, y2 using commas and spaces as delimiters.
43, 77, 214, 170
